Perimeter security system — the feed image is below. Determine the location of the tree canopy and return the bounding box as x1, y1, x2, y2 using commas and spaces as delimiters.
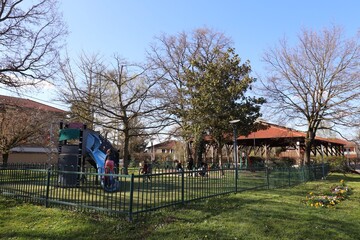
147, 28, 234, 137
148, 28, 264, 162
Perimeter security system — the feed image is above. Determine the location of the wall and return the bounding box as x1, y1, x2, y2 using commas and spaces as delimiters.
0, 152, 58, 164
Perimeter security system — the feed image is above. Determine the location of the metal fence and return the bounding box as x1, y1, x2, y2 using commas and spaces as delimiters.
0, 163, 329, 220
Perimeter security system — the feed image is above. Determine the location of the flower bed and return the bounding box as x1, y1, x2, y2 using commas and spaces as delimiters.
303, 180, 351, 208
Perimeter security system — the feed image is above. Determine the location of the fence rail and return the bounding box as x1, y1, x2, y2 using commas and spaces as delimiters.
0, 163, 329, 220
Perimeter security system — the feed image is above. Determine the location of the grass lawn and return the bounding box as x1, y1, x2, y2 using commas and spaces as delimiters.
0, 172, 359, 240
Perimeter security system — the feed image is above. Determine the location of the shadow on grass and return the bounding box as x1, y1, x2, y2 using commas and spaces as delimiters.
150, 196, 359, 240
0, 197, 142, 240
326, 171, 360, 182
147, 173, 360, 240
1, 172, 359, 240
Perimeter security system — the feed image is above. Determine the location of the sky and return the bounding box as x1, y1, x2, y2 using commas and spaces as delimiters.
1, 0, 359, 134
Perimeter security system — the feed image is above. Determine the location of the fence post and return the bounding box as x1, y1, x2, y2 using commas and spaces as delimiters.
181, 169, 185, 205
266, 167, 270, 189
128, 174, 134, 221
45, 168, 51, 208
322, 163, 325, 179
235, 167, 238, 193
288, 167, 291, 187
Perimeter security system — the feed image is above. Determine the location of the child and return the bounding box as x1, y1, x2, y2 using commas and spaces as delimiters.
104, 149, 115, 187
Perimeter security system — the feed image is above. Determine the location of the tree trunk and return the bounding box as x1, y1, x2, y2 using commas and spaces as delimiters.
195, 141, 202, 167
186, 140, 193, 162
193, 134, 205, 167
304, 140, 311, 165
304, 129, 315, 165
2, 152, 9, 167
122, 130, 130, 175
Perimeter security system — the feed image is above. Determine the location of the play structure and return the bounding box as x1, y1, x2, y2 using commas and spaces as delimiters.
57, 122, 120, 192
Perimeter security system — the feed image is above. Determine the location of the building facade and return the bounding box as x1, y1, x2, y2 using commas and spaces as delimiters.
0, 95, 67, 164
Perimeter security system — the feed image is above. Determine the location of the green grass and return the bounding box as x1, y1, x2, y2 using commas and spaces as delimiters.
0, 172, 359, 240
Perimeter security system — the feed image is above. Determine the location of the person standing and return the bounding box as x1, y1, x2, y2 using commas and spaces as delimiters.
141, 160, 151, 181
176, 160, 183, 172
104, 149, 115, 187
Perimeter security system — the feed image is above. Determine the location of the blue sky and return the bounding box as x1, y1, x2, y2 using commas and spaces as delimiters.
1, 0, 359, 114
59, 0, 359, 67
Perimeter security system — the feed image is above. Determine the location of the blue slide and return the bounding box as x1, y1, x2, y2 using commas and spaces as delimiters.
85, 131, 120, 192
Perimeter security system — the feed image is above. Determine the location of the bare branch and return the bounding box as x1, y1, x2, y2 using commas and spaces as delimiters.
0, 0, 67, 88
260, 25, 360, 164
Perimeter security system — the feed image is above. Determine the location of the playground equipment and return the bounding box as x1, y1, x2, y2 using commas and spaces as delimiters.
58, 122, 120, 192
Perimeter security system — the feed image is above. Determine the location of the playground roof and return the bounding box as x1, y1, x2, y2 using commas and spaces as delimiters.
0, 95, 66, 113
236, 122, 349, 147
201, 121, 349, 148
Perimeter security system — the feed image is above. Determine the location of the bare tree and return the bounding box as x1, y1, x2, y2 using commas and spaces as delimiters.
147, 28, 233, 130
0, 101, 64, 166
261, 25, 360, 164
60, 54, 168, 173
0, 0, 67, 88
60, 53, 106, 129
147, 27, 234, 162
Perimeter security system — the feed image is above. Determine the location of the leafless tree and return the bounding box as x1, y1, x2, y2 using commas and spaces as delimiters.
59, 53, 107, 129
0, 0, 67, 88
59, 54, 169, 173
147, 27, 234, 162
0, 102, 64, 166
147, 28, 232, 131
261, 25, 360, 164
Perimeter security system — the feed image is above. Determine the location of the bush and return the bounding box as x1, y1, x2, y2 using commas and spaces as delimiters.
267, 157, 295, 168
312, 156, 349, 172
249, 156, 265, 168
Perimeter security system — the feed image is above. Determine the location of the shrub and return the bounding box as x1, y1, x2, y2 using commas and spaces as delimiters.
312, 156, 349, 172
249, 156, 265, 168
268, 157, 295, 168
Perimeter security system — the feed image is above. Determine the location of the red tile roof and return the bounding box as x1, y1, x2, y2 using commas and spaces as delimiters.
0, 95, 66, 113
239, 122, 349, 146
240, 123, 305, 140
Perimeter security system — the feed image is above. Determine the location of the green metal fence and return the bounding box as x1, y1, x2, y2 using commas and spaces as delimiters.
0, 163, 329, 220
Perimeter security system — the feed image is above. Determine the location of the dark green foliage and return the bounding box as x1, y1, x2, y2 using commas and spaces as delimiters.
268, 157, 296, 167
249, 156, 265, 168
313, 155, 355, 173
183, 47, 265, 162
184, 48, 264, 138
148, 28, 265, 163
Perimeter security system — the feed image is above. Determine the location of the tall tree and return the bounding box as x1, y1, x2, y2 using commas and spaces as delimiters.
60, 53, 106, 129
0, 0, 67, 88
147, 27, 234, 161
60, 54, 168, 173
261, 25, 360, 165
184, 47, 264, 163
148, 27, 264, 163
